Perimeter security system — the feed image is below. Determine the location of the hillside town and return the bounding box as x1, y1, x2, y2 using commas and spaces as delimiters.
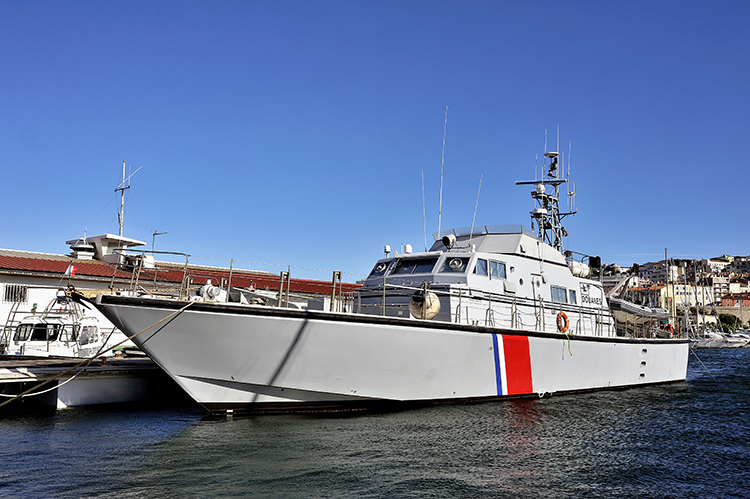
602, 254, 750, 331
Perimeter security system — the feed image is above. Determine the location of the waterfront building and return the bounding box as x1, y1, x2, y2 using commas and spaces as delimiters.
638, 261, 681, 283
721, 292, 750, 307
706, 257, 732, 274
710, 276, 730, 305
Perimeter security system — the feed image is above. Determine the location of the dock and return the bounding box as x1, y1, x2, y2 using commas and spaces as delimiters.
0, 355, 190, 410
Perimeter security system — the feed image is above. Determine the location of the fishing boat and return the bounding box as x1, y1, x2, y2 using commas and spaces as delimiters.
86, 149, 690, 415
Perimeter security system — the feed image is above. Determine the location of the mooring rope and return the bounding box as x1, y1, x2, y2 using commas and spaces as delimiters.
0, 299, 195, 409
0, 367, 88, 398
688, 345, 717, 382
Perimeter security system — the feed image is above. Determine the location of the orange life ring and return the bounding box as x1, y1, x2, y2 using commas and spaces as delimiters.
557, 312, 569, 333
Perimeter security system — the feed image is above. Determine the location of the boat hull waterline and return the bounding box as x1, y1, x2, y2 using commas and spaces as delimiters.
95, 295, 689, 415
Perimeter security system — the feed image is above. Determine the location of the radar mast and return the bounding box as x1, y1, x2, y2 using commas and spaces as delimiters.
516, 150, 576, 253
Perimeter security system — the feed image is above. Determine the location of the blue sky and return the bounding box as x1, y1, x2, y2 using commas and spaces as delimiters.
1, 1, 748, 281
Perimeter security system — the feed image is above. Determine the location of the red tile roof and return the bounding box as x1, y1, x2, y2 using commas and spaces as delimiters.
0, 253, 128, 278
0, 250, 360, 295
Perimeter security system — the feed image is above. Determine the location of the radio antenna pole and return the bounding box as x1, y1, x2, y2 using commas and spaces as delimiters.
438, 106, 447, 236
469, 173, 483, 247
422, 168, 427, 251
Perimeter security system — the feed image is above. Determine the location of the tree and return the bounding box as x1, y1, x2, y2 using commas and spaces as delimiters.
718, 313, 738, 331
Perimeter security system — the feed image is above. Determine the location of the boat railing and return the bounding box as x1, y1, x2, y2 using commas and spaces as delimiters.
110, 249, 196, 300
432, 224, 535, 241
359, 281, 618, 337
0, 301, 22, 354
108, 249, 357, 311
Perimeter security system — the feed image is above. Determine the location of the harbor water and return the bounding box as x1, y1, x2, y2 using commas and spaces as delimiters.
1, 349, 748, 498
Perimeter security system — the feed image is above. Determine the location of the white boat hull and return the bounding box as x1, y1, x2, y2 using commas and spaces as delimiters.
95, 295, 689, 414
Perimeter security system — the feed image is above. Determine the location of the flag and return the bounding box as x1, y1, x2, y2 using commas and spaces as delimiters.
64, 264, 77, 277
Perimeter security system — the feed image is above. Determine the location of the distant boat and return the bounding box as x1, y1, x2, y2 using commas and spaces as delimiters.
85, 147, 690, 415
690, 299, 749, 348
692, 330, 750, 348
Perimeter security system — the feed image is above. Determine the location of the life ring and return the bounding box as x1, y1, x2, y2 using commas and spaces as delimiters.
557, 312, 569, 333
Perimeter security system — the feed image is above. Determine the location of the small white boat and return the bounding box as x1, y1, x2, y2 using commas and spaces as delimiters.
693, 331, 750, 349
3, 290, 113, 358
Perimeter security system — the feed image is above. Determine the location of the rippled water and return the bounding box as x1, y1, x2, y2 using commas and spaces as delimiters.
1, 348, 749, 498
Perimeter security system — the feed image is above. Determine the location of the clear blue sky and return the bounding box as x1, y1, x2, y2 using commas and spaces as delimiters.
2, 1, 748, 281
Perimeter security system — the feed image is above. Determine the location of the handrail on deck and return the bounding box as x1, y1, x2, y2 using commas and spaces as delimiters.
111, 249, 192, 298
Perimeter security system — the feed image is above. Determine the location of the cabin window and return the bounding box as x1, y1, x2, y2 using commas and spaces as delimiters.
47, 325, 61, 342
441, 257, 468, 273
474, 259, 489, 276
30, 324, 51, 341
59, 325, 77, 343
490, 261, 507, 279
569, 290, 577, 304
551, 286, 568, 303
13, 324, 32, 341
369, 260, 392, 277
392, 257, 439, 275
79, 325, 98, 345
3, 284, 28, 304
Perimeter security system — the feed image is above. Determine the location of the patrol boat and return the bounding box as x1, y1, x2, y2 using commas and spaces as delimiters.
89, 151, 689, 415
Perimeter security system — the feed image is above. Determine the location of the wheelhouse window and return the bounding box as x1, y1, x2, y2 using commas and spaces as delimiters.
474, 259, 488, 276
490, 261, 507, 279
441, 257, 469, 273
59, 324, 79, 343
392, 257, 439, 275
26, 324, 51, 341
79, 325, 98, 345
368, 260, 392, 277
569, 290, 577, 304
47, 324, 62, 342
551, 286, 568, 303
13, 324, 32, 342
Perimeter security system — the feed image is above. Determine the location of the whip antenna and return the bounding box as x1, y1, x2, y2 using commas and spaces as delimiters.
422, 168, 427, 251
438, 106, 447, 236
469, 173, 483, 247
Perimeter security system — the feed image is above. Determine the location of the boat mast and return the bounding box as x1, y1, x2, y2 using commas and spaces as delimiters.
115, 160, 128, 237
516, 150, 576, 253
114, 161, 143, 238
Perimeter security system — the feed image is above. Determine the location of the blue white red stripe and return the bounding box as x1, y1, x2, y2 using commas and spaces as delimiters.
492, 334, 533, 396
